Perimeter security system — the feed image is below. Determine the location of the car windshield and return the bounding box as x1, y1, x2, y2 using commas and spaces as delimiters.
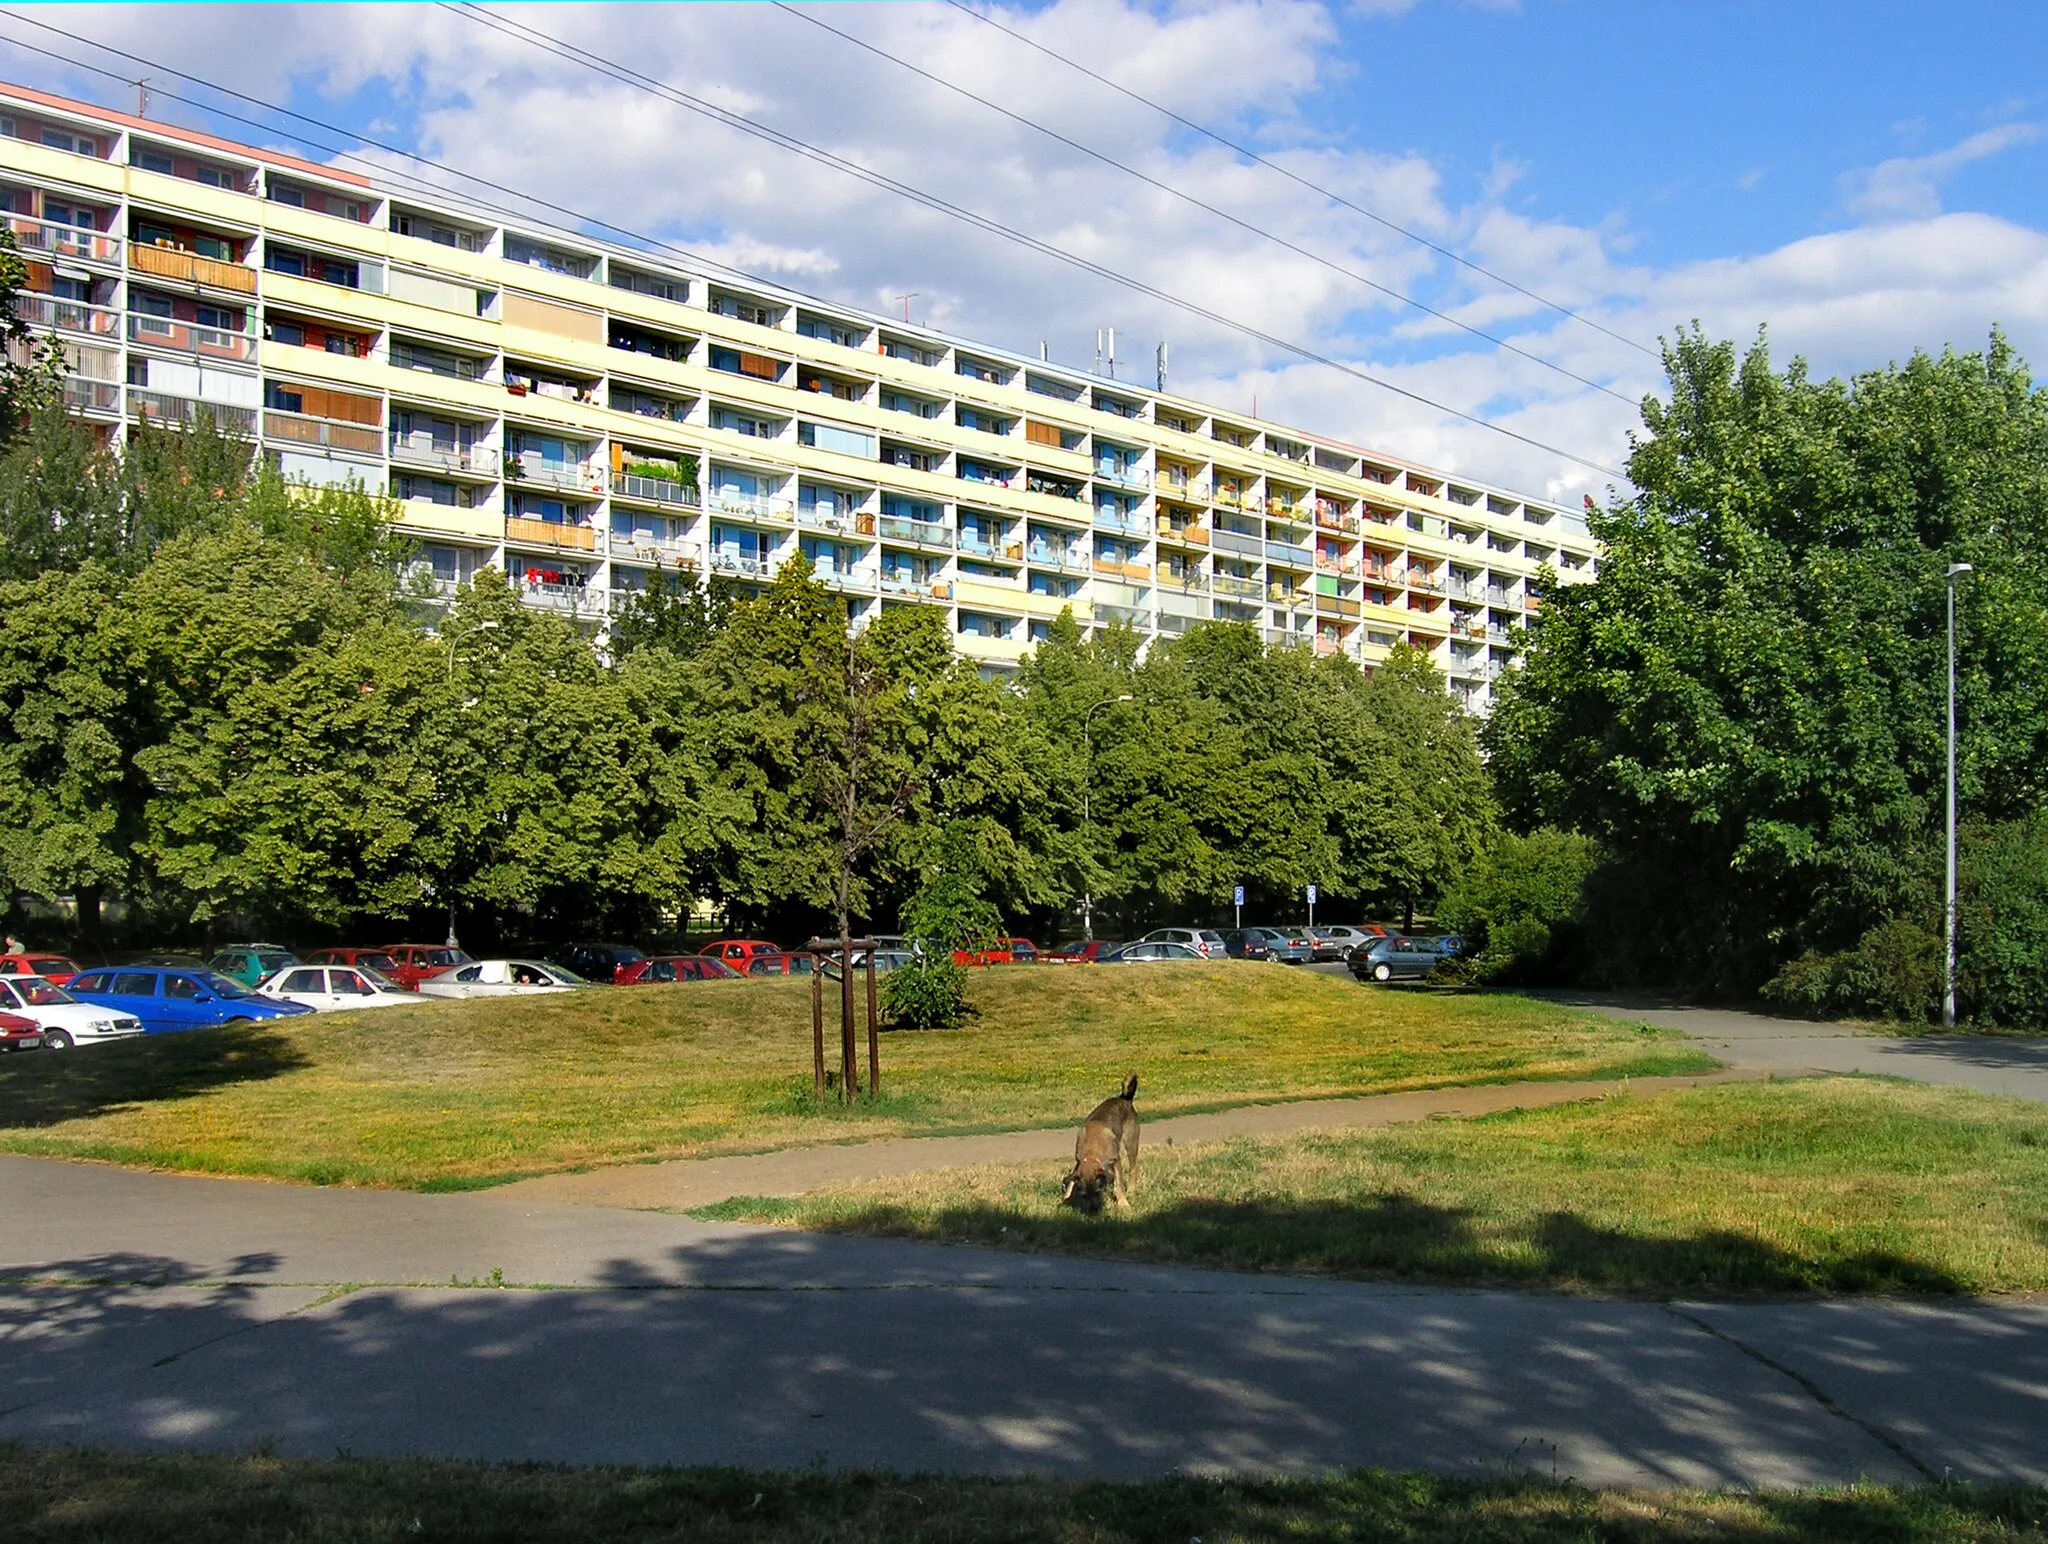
356, 954, 398, 973
14, 978, 74, 1006
424, 948, 466, 968
535, 963, 588, 985
197, 971, 255, 999
358, 967, 402, 991
256, 953, 295, 972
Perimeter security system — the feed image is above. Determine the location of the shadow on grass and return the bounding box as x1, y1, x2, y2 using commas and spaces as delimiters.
2, 1448, 2045, 1542
702, 1190, 1967, 1297
0, 1026, 310, 1130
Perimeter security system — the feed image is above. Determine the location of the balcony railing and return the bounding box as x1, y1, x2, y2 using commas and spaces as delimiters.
507, 516, 598, 552
1408, 574, 1446, 594
816, 567, 879, 593
707, 490, 795, 522
1211, 527, 1262, 557
130, 243, 258, 294
391, 437, 501, 477
1156, 522, 1209, 545
878, 514, 951, 547
1157, 476, 1211, 502
711, 552, 778, 579
1212, 574, 1264, 600
611, 533, 703, 566
798, 507, 876, 538
1093, 558, 1151, 582
7, 215, 122, 264
127, 313, 256, 362
264, 409, 381, 456
519, 580, 605, 616
1213, 486, 1252, 510
1315, 507, 1360, 534
957, 534, 1023, 560
1316, 556, 1361, 576
127, 388, 257, 435
1486, 587, 1517, 605
1093, 511, 1151, 538
880, 575, 950, 599
1094, 464, 1150, 490
612, 472, 700, 508
1025, 547, 1083, 572
60, 376, 120, 414
1265, 541, 1314, 568
509, 454, 604, 494
14, 294, 120, 337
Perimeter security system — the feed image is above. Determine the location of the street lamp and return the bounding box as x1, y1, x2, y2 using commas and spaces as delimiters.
1080, 693, 1133, 941
1944, 563, 1973, 1029
442, 620, 500, 948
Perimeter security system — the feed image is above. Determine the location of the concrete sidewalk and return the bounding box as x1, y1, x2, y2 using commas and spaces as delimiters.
498, 1068, 1768, 1211
5, 1154, 2044, 1487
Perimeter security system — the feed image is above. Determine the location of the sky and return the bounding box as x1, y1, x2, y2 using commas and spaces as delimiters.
2, 0, 2043, 502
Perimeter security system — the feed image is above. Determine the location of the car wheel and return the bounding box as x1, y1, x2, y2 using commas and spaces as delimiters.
225, 1015, 252, 1025
1371, 962, 1393, 982
43, 1029, 72, 1050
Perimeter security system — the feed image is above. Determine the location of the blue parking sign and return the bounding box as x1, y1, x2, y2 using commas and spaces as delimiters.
1233, 885, 1245, 906
1307, 884, 1318, 905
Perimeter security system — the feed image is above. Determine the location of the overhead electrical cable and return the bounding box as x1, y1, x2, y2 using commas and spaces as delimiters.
0, 6, 1628, 478
438, 1, 1627, 477
941, 0, 1658, 361
769, 0, 1633, 406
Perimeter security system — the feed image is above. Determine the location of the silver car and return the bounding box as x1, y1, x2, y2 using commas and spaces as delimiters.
1140, 927, 1227, 958
1247, 926, 1315, 964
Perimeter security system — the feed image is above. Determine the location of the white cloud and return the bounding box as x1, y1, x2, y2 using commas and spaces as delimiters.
1, 3, 2042, 500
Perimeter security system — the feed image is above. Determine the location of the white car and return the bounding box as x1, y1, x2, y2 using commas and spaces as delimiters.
258, 964, 417, 1013
1139, 927, 1227, 958
414, 958, 588, 999
0, 973, 145, 1050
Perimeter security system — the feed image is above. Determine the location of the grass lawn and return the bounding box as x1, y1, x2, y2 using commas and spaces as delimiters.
5, 1448, 2046, 1543
700, 1078, 2048, 1296
0, 966, 1706, 1189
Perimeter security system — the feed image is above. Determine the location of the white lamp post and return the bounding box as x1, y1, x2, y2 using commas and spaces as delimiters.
1944, 563, 1972, 1030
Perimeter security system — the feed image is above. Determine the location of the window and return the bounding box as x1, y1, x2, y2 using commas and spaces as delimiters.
280, 969, 323, 994
394, 210, 488, 252
712, 406, 777, 438
1026, 373, 1082, 402
798, 421, 875, 458
263, 245, 305, 278
797, 313, 865, 348
41, 127, 97, 157
132, 291, 173, 319
709, 291, 784, 327
504, 236, 596, 279
334, 971, 371, 995
391, 339, 484, 381
195, 165, 237, 190
708, 346, 781, 381
135, 147, 174, 174
880, 390, 939, 419
265, 319, 305, 347
883, 337, 940, 367
608, 325, 686, 363
196, 304, 242, 333
611, 266, 684, 303
112, 972, 159, 997
264, 383, 304, 414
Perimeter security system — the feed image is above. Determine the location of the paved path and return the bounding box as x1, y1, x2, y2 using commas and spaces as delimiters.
1529, 992, 2048, 1103
501, 1069, 1766, 1211
4, 1154, 2044, 1487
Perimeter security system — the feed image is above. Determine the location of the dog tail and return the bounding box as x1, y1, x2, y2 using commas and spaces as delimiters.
1121, 1071, 1138, 1102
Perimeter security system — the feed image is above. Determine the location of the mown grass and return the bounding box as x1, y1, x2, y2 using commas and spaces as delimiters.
700, 1078, 2048, 1296
0, 967, 1706, 1189
4, 1447, 2046, 1543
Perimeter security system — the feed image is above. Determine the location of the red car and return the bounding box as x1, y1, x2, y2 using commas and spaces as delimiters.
1047, 939, 1121, 964
0, 953, 81, 986
745, 952, 818, 977
698, 939, 781, 966
952, 937, 1013, 967
379, 944, 474, 991
301, 947, 403, 979
1006, 938, 1039, 962
0, 1009, 44, 1052
619, 955, 740, 983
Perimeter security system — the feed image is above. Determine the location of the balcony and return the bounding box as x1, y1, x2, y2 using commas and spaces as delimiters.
707, 490, 795, 523
507, 516, 598, 552
1157, 475, 1211, 503
1211, 527, 1263, 558
1267, 582, 1313, 609
880, 575, 951, 600
1408, 574, 1447, 594
14, 294, 119, 338
1095, 602, 1151, 628
816, 567, 879, 595
391, 436, 501, 478
1315, 595, 1362, 618
711, 552, 779, 580
130, 244, 257, 294
7, 215, 122, 265
519, 581, 606, 617
1314, 636, 1340, 657
1025, 546, 1082, 572
1094, 463, 1150, 490
1486, 586, 1517, 606
878, 514, 952, 548
510, 454, 604, 495
1213, 486, 1252, 511
60, 377, 120, 414
127, 313, 256, 363
1093, 558, 1151, 582
1315, 506, 1360, 534
957, 533, 1023, 561
264, 409, 381, 456
611, 533, 703, 566
1212, 573, 1264, 600
797, 506, 876, 537
1093, 510, 1151, 539
613, 472, 700, 509
1265, 541, 1314, 568
1315, 556, 1361, 576
127, 389, 257, 435
1156, 521, 1209, 546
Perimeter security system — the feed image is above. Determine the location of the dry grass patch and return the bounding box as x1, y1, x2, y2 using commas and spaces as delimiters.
4, 1446, 2046, 1543
0, 967, 1705, 1189
701, 1078, 2048, 1295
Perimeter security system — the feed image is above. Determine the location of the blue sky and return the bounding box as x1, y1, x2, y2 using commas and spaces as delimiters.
3, 1, 2042, 497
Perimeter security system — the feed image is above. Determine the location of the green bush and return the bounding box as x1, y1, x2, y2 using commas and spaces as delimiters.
1764, 917, 1941, 1023
1438, 829, 1598, 985
1960, 815, 2048, 1029
881, 954, 974, 1031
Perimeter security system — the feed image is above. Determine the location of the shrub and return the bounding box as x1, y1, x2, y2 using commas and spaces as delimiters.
1438, 829, 1598, 985
1763, 917, 1941, 1023
881, 954, 974, 1031
1959, 815, 2048, 1029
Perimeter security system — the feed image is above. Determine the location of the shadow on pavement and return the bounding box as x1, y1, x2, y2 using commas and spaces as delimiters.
0, 1028, 309, 1129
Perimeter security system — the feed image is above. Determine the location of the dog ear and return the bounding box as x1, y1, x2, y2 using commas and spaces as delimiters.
1122, 1072, 1138, 1101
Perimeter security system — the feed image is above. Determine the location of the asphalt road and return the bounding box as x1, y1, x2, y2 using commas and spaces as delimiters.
5, 1153, 2045, 1487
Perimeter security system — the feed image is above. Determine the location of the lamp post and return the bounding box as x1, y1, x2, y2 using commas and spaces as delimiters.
1944, 563, 1972, 1029
1080, 693, 1133, 941
443, 620, 500, 949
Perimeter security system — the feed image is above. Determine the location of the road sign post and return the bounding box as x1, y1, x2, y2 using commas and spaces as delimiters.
1233, 884, 1244, 929
1307, 884, 1317, 930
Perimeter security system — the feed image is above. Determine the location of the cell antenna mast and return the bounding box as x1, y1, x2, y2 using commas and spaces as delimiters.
894, 292, 919, 323
134, 77, 150, 116
1156, 341, 1168, 393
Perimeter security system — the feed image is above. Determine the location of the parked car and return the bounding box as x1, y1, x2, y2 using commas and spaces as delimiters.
1140, 927, 1227, 958
1006, 937, 1039, 962
0, 952, 81, 986
122, 953, 210, 970
1246, 926, 1315, 964
259, 964, 417, 1013
618, 956, 741, 984
1046, 939, 1123, 964
415, 959, 589, 999
1308, 925, 1384, 959
209, 945, 301, 988
63, 966, 312, 1033
821, 949, 915, 978
0, 1009, 45, 1052
952, 937, 1013, 967
698, 939, 781, 967
1349, 936, 1442, 983
0, 974, 144, 1049
1216, 928, 1272, 961
300, 947, 405, 979
1108, 941, 1204, 963
745, 953, 816, 978
379, 944, 474, 991
1416, 934, 1466, 959
546, 942, 649, 983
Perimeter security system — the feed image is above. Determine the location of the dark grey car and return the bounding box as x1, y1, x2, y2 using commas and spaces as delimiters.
1248, 926, 1315, 964
1349, 936, 1439, 983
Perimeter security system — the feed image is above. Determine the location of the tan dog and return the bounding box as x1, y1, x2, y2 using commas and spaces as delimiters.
1062, 1073, 1139, 1213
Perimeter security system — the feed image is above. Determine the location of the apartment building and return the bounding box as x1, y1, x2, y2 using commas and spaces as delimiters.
0, 82, 1597, 708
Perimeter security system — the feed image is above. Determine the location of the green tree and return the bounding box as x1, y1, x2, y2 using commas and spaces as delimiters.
1486, 328, 2048, 994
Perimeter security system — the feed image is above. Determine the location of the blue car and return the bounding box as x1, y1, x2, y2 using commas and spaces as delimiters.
63, 966, 314, 1034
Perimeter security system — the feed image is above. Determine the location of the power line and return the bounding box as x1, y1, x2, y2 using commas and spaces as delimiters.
439, 2, 1628, 478
942, 0, 1659, 361
770, 0, 1634, 406
0, 6, 1629, 479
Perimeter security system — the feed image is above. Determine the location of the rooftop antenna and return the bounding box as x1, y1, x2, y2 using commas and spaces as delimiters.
1107, 327, 1117, 381
1155, 341, 1168, 393
134, 77, 151, 117
1038, 340, 1048, 361
893, 292, 919, 323
1094, 328, 1104, 376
